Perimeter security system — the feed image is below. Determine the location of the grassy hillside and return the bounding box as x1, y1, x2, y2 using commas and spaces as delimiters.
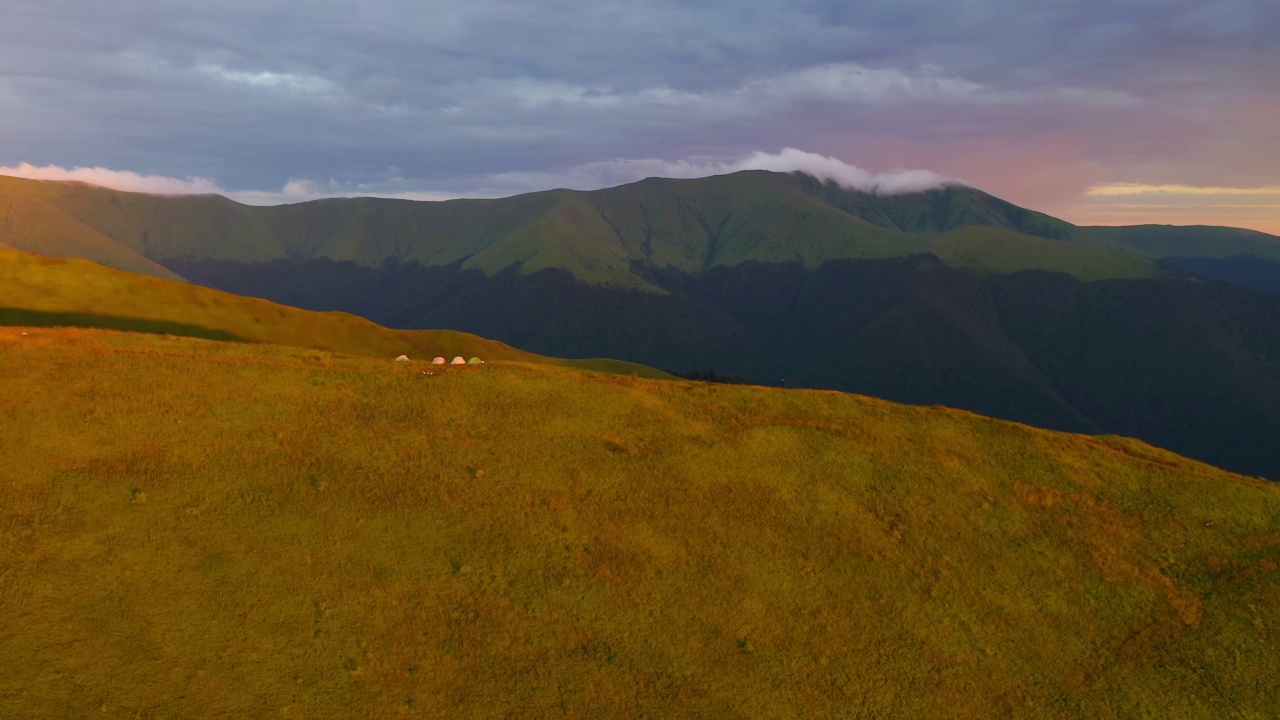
930, 226, 1157, 281
1085, 224, 1280, 260
1, 171, 1164, 288
0, 248, 667, 378
10, 171, 1280, 290
1081, 225, 1280, 293
1, 327, 1277, 718
0, 176, 183, 280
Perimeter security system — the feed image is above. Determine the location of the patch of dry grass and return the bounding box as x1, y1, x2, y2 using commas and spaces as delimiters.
0, 327, 1277, 718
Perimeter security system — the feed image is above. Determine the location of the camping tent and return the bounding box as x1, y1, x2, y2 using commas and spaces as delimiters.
450, 356, 466, 365
468, 357, 484, 365
431, 357, 446, 365
395, 355, 410, 362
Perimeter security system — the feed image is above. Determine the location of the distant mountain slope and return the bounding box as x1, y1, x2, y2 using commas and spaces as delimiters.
0, 248, 667, 377
1085, 224, 1280, 260
0, 176, 183, 280
1080, 224, 1280, 292
929, 226, 1155, 281
0, 171, 1160, 288
174, 253, 1280, 480
5, 171, 1278, 289
1156, 256, 1280, 295
791, 172, 1078, 237
3, 327, 1279, 717
1083, 225, 1280, 294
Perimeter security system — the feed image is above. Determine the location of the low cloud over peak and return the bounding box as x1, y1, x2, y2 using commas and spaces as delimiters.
1, 150, 962, 205
730, 148, 963, 195
484, 148, 964, 196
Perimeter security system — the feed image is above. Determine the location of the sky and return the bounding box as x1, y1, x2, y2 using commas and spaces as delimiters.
1, 0, 1277, 233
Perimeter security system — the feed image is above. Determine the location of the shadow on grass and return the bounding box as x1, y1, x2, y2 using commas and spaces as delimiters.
0, 308, 245, 343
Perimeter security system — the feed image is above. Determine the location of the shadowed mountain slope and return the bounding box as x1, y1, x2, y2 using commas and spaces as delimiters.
0, 248, 667, 378
1084, 225, 1280, 294
174, 253, 1280, 480
1085, 224, 1280, 260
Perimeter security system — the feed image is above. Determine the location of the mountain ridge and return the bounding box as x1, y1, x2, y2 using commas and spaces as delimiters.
0, 170, 1175, 287
6, 170, 1279, 290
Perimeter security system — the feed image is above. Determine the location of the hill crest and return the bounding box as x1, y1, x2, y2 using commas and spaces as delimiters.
0, 247, 668, 378
2, 324, 1278, 717
1, 170, 1173, 288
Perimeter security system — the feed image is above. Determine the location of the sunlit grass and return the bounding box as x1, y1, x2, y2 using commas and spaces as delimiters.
1, 327, 1277, 718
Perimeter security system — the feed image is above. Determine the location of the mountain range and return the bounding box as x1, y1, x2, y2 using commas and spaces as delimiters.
3, 170, 1280, 479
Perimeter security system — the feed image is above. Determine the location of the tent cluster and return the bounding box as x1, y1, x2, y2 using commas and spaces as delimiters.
394, 354, 485, 365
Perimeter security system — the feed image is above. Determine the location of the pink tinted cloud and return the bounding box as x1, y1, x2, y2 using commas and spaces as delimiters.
851, 133, 1103, 205
0, 163, 458, 205
832, 133, 1280, 235
0, 162, 225, 195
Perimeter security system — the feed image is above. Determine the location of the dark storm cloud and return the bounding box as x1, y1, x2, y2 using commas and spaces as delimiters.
1, 0, 1276, 205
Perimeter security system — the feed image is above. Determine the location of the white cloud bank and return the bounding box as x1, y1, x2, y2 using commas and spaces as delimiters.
229, 179, 459, 205
459, 62, 1140, 120
0, 163, 457, 204
0, 149, 962, 206
197, 64, 336, 95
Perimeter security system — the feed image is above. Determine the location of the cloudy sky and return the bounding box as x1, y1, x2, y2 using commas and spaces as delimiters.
2, 0, 1277, 232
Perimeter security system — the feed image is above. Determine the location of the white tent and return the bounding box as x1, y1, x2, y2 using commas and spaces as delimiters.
450, 356, 467, 365
395, 355, 410, 362
432, 357, 446, 365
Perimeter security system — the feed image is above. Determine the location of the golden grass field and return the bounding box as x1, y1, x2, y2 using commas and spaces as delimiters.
1, 326, 1277, 718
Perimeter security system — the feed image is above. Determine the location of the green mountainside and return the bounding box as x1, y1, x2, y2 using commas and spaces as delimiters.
0, 176, 184, 280
5, 171, 1279, 290
1, 171, 1169, 287
1085, 224, 1280, 260
2, 326, 1278, 717
790, 172, 1079, 238
1081, 225, 1280, 294
929, 226, 1155, 281
0, 248, 667, 378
